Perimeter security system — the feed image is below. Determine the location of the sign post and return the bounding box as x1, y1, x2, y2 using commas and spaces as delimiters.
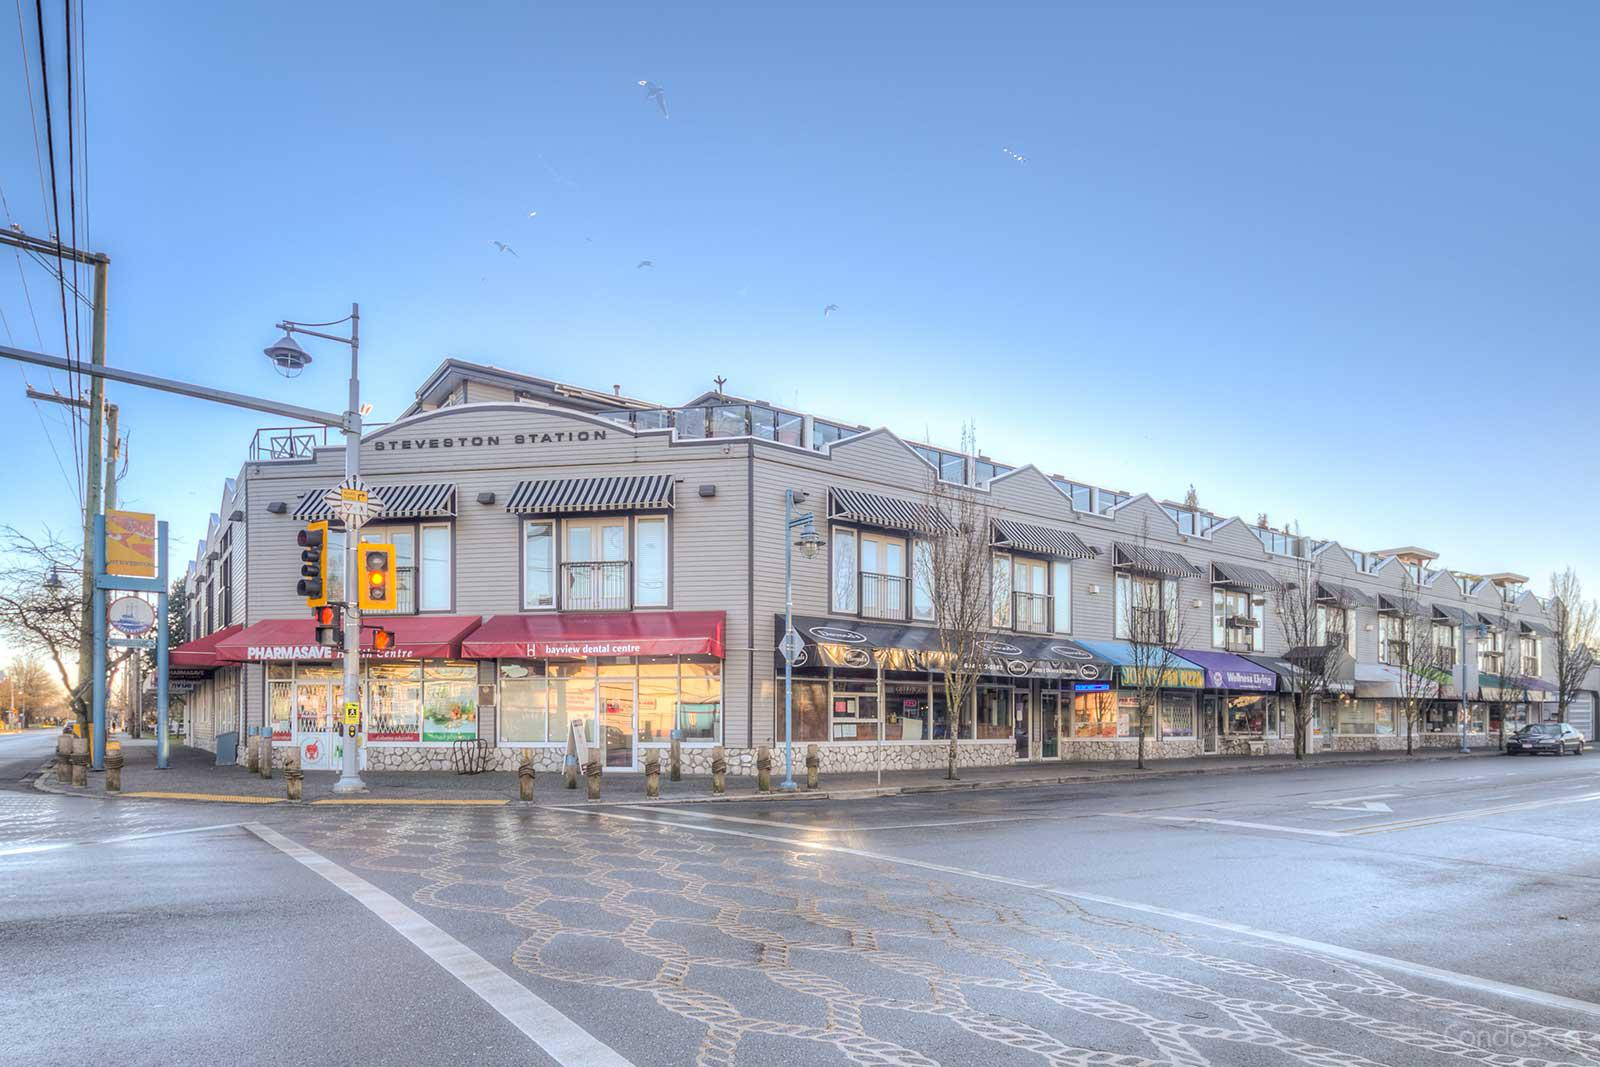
93, 512, 169, 769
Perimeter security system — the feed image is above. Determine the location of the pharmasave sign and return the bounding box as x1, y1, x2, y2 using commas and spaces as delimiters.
372, 428, 609, 453
242, 643, 416, 661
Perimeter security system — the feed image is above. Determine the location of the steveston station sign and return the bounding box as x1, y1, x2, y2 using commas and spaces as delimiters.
372, 429, 609, 453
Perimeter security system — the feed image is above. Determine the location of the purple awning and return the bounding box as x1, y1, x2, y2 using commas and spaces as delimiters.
1177, 649, 1279, 692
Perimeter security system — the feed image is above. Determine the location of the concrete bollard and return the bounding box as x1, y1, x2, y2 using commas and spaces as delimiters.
644, 749, 661, 798
518, 751, 536, 802
104, 742, 123, 793
55, 733, 73, 782
246, 735, 260, 773
563, 754, 578, 790
805, 744, 820, 790
70, 737, 88, 787
285, 751, 303, 802
584, 760, 601, 801
669, 738, 682, 782
711, 746, 726, 795
756, 746, 772, 793
259, 743, 273, 780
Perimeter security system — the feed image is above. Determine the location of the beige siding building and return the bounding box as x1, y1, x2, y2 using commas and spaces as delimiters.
172, 359, 1585, 773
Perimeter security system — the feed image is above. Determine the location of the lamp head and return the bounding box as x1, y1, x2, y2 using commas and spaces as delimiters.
264, 332, 313, 378
795, 525, 825, 560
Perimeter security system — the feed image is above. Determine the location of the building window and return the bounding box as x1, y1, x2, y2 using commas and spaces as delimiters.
1051, 560, 1072, 634
1433, 622, 1457, 669
360, 526, 418, 614
974, 459, 1012, 484
991, 552, 1012, 628
911, 539, 934, 621
1159, 691, 1194, 738
1316, 605, 1353, 654
831, 527, 857, 613
1378, 614, 1406, 665
1053, 479, 1093, 512
912, 444, 966, 484
1520, 634, 1540, 677
419, 523, 452, 611
1212, 588, 1260, 652
975, 684, 1014, 740
1115, 572, 1175, 640
368, 663, 424, 741
634, 516, 668, 607
497, 657, 719, 748
858, 531, 907, 620
564, 517, 628, 611
522, 521, 555, 609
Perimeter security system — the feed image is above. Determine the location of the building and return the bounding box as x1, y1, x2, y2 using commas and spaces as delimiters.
171, 359, 1594, 773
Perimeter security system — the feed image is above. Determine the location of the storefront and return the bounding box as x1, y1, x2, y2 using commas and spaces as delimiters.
169, 624, 246, 750
1072, 640, 1206, 754
1178, 650, 1283, 755
462, 610, 726, 770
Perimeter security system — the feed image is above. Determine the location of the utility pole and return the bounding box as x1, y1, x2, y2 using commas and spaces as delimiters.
0, 227, 110, 751
103, 401, 119, 511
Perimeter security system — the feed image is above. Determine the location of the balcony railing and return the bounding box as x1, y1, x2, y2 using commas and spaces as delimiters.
248, 421, 390, 462
1012, 591, 1052, 634
1479, 652, 1504, 675
562, 561, 631, 612
1223, 634, 1253, 653
1435, 646, 1456, 669
365, 566, 416, 616
859, 571, 908, 621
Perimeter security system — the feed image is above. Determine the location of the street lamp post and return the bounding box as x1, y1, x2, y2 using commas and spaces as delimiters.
266, 304, 366, 794
1458, 621, 1485, 755
780, 489, 825, 792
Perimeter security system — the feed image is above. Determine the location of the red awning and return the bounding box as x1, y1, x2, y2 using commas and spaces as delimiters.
461, 611, 726, 660
170, 624, 245, 669
214, 616, 483, 663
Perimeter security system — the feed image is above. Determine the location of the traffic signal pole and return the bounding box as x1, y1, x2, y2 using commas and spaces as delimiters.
336, 304, 365, 793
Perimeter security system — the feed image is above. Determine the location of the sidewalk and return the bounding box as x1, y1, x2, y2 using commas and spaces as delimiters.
31, 737, 1505, 807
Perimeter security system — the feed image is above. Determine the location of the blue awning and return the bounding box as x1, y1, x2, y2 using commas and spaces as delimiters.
1074, 640, 1207, 689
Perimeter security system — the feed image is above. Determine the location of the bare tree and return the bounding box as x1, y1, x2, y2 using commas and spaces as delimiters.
0, 527, 88, 733
1388, 575, 1447, 755
1550, 568, 1596, 726
1273, 555, 1350, 759
921, 427, 995, 781
1121, 522, 1188, 770
1493, 634, 1530, 746
5, 653, 63, 727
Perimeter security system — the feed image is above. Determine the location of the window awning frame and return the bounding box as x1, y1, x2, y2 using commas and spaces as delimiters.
991, 519, 1096, 560
1112, 542, 1203, 579
505, 474, 674, 515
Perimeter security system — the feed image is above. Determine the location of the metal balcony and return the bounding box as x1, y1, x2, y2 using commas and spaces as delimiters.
1012, 591, 1052, 634
562, 560, 631, 612
859, 571, 908, 621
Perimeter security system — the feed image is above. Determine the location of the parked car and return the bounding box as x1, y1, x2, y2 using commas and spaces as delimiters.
1505, 723, 1585, 756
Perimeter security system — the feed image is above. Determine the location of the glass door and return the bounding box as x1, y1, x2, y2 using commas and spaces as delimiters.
1041, 690, 1059, 758
1013, 687, 1031, 760
293, 682, 335, 770
1201, 695, 1220, 754
599, 662, 637, 770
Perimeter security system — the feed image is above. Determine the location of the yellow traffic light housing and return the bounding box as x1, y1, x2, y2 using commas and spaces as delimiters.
296, 521, 330, 607
359, 543, 397, 611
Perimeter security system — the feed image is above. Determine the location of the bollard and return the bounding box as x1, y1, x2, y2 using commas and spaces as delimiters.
584, 760, 601, 800
563, 754, 578, 790
246, 735, 260, 773
644, 749, 661, 798
711, 746, 726, 795
669, 737, 682, 782
518, 751, 536, 802
259, 743, 273, 780
285, 751, 303, 802
756, 746, 772, 793
55, 733, 73, 783
805, 743, 820, 790
70, 737, 88, 787
104, 742, 123, 793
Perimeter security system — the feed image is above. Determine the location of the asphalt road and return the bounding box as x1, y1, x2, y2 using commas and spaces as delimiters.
4, 729, 1598, 1067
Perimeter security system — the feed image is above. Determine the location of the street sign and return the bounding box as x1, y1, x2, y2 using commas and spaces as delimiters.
343, 701, 360, 727
779, 628, 805, 663
108, 594, 157, 636
324, 478, 384, 528
109, 637, 157, 649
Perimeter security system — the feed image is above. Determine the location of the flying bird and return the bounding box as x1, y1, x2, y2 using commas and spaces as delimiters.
527, 211, 538, 218
637, 80, 669, 118
636, 260, 654, 269
1001, 146, 1027, 164
823, 304, 838, 317
491, 241, 518, 257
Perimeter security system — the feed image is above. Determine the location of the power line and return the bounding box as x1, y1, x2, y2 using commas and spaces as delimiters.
13, 0, 51, 223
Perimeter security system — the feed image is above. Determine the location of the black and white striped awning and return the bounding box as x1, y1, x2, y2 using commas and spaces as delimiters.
1112, 541, 1203, 578
829, 488, 955, 533
1431, 603, 1476, 625
991, 519, 1096, 559
505, 475, 674, 515
1478, 611, 1511, 630
1211, 561, 1280, 592
1317, 581, 1377, 608
1520, 618, 1555, 638
1378, 594, 1428, 616
294, 483, 457, 522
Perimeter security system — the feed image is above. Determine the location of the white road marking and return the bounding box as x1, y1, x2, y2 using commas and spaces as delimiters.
558, 807, 1600, 1021
0, 822, 244, 858
1128, 814, 1346, 838
1307, 793, 1401, 813
0, 842, 72, 857
245, 823, 635, 1067
665, 809, 1045, 834
1346, 791, 1600, 836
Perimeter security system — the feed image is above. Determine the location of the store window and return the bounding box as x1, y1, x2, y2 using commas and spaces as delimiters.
886, 679, 931, 741
1225, 694, 1268, 734
500, 655, 720, 745
1071, 689, 1122, 738
778, 679, 831, 742
368, 663, 424, 741
421, 662, 477, 741
831, 677, 879, 740
975, 685, 1014, 740
268, 677, 292, 740
1159, 691, 1194, 738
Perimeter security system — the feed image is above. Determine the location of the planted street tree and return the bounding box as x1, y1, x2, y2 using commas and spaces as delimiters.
1388, 577, 1448, 754
0, 526, 89, 735
1273, 555, 1350, 759
1550, 568, 1597, 726
1122, 523, 1188, 770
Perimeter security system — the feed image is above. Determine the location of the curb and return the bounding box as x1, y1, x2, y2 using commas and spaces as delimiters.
27, 748, 1506, 808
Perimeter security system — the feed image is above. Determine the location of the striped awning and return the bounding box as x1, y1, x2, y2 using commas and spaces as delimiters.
829, 488, 955, 533
294, 482, 457, 522
1211, 561, 1280, 592
992, 519, 1095, 559
1478, 611, 1511, 630
1520, 619, 1555, 638
1112, 542, 1202, 578
505, 474, 674, 515
1432, 603, 1476, 626
1378, 594, 1428, 616
1317, 581, 1377, 608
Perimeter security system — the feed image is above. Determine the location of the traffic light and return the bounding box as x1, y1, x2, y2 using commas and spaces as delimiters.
313, 605, 343, 649
359, 543, 397, 611
296, 521, 330, 606
371, 627, 395, 652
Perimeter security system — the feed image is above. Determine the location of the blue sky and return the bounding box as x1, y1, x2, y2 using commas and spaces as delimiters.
1, 1, 1596, 614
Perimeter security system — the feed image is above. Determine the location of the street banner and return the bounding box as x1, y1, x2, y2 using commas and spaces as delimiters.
105, 510, 158, 577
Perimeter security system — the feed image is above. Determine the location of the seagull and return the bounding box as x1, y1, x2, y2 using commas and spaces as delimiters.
527, 211, 538, 218
491, 241, 518, 257
1002, 146, 1027, 164
823, 304, 838, 317
637, 80, 669, 118
636, 260, 654, 269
